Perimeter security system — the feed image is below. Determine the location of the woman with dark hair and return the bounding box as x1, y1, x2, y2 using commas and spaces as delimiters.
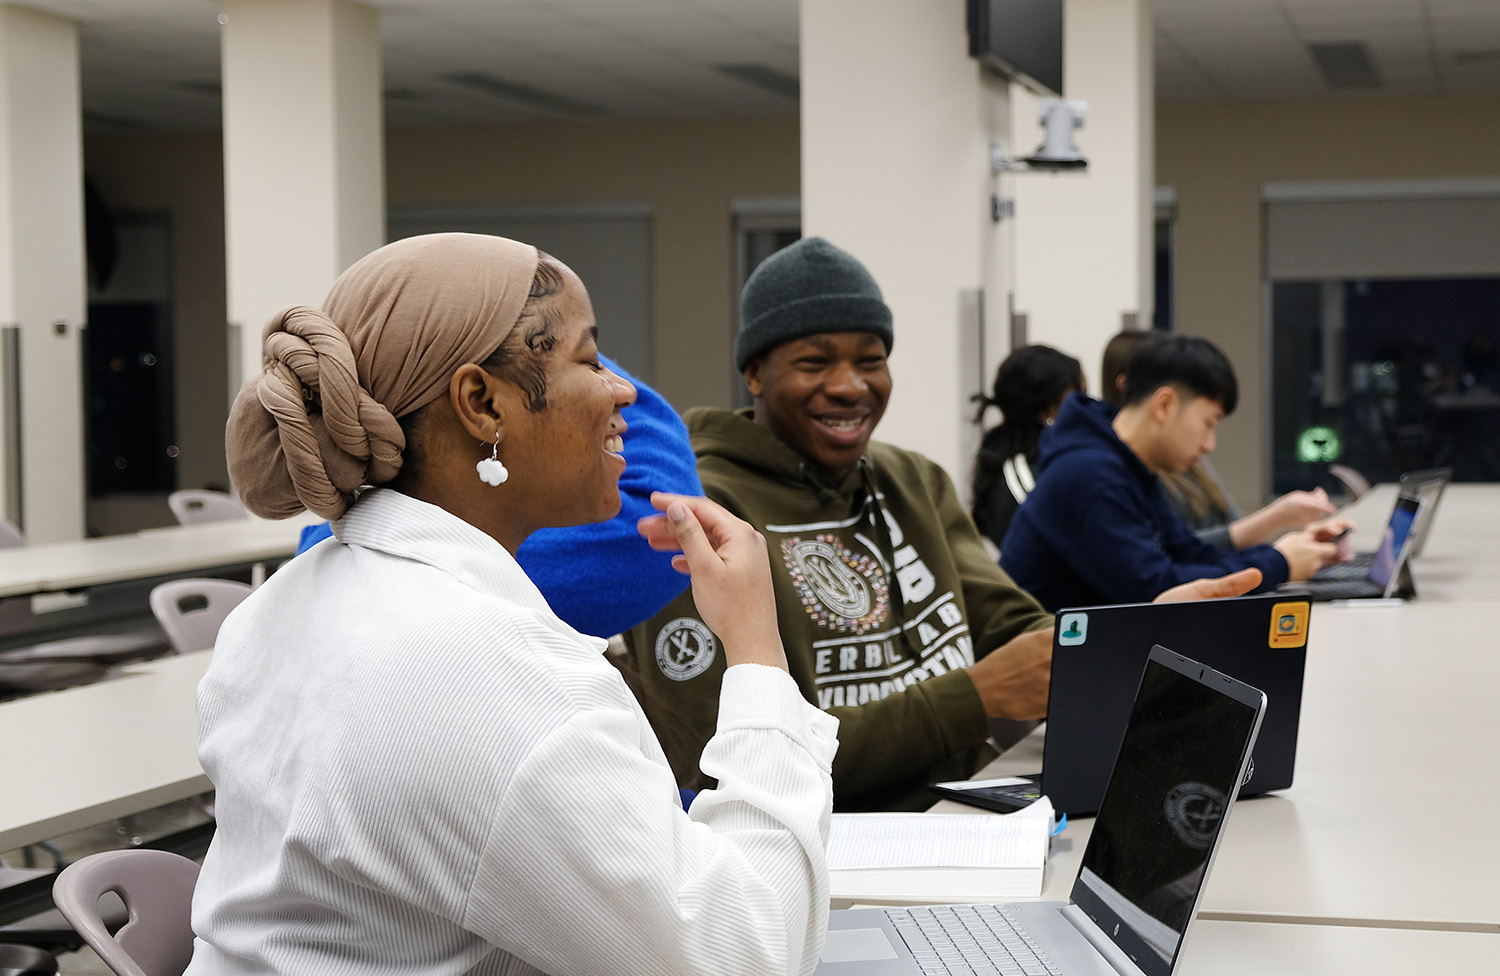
186, 234, 836, 976
1099, 329, 1149, 408
971, 344, 1085, 550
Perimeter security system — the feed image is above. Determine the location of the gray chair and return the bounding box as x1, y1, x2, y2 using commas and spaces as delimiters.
1328, 463, 1371, 501
51, 850, 199, 976
166, 491, 246, 526
148, 579, 252, 655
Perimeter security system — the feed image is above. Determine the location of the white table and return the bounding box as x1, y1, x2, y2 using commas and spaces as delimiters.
828, 484, 1500, 976
1178, 920, 1499, 975
914, 599, 1500, 933
1341, 483, 1499, 602
0, 651, 212, 853
0, 514, 318, 599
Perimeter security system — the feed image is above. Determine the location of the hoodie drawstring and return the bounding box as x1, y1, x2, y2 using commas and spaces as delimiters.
859, 457, 922, 660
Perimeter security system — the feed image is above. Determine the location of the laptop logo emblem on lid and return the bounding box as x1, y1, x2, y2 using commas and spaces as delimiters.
1058, 612, 1088, 646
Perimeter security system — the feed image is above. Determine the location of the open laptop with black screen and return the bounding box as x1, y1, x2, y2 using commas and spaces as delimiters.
1286, 492, 1422, 601
1399, 467, 1451, 558
931, 594, 1309, 818
1315, 467, 1450, 579
818, 646, 1266, 976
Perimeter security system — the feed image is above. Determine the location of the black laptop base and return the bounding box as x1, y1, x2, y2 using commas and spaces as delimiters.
927, 776, 1043, 814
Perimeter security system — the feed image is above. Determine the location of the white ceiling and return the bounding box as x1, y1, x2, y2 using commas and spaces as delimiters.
21, 0, 1500, 132
1156, 0, 1500, 101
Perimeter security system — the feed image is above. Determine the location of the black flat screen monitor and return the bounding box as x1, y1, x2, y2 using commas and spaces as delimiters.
966, 0, 1064, 97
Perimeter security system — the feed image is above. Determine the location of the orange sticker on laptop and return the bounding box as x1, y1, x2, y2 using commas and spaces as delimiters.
1268, 602, 1310, 648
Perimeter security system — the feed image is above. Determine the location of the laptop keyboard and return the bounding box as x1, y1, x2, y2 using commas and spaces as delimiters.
1304, 578, 1379, 599
885, 904, 1062, 976
1313, 551, 1374, 580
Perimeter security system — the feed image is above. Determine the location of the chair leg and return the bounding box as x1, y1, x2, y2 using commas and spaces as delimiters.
18, 842, 63, 871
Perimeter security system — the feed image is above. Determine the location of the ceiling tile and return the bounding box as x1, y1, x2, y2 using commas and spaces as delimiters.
22, 0, 1500, 130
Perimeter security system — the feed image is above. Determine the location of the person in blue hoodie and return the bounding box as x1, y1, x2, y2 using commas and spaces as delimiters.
295, 353, 702, 639
1000, 334, 1347, 612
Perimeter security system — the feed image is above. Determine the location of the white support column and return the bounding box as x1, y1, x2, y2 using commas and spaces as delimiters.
1010, 0, 1153, 391
221, 0, 384, 392
0, 6, 85, 541
801, 0, 1012, 485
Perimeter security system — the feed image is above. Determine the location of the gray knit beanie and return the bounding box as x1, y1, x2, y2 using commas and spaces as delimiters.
735, 236, 894, 371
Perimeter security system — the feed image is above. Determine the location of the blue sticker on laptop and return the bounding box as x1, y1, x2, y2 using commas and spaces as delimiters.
1058, 612, 1088, 646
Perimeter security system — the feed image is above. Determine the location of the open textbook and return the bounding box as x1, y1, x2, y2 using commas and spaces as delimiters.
827, 795, 1055, 902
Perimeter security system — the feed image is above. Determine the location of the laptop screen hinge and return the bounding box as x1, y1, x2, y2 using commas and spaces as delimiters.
1060, 904, 1149, 976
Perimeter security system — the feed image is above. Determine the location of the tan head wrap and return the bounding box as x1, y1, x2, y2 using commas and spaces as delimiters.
226, 233, 540, 519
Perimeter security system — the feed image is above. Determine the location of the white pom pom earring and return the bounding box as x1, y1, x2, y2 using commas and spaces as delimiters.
476, 432, 509, 486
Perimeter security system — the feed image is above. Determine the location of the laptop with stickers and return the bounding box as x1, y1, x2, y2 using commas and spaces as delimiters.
931, 594, 1308, 818
818, 646, 1266, 976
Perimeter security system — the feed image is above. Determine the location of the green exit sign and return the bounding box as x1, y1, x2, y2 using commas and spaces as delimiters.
1297, 426, 1342, 463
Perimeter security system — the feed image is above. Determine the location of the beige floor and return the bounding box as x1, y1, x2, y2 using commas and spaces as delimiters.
56, 944, 111, 975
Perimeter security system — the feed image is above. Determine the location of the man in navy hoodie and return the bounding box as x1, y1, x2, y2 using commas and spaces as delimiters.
1000, 334, 1345, 612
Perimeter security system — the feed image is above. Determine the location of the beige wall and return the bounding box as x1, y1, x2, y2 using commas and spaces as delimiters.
1157, 92, 1500, 508
80, 114, 798, 529
0, 7, 87, 541
1012, 0, 1153, 396
85, 93, 1500, 521
222, 0, 386, 387
385, 115, 800, 412
801, 0, 1010, 483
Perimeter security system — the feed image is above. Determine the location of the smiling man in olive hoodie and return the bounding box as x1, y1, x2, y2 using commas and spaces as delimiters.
625, 238, 1053, 812
625, 238, 1254, 812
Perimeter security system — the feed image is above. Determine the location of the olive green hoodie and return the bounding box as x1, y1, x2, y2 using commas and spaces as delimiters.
624, 407, 1051, 812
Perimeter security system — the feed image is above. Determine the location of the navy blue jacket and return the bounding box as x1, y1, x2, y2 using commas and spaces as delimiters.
999, 395, 1288, 611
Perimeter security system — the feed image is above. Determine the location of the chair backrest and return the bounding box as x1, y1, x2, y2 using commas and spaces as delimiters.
148, 579, 253, 655
51, 849, 199, 976
166, 490, 246, 526
1328, 463, 1371, 501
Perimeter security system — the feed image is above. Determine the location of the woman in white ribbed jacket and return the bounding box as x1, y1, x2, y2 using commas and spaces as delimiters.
185, 233, 837, 976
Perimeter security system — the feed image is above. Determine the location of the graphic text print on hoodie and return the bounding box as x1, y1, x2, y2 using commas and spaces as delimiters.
624, 407, 1051, 812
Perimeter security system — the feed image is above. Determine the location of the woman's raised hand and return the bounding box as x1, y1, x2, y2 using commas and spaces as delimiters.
638, 493, 788, 671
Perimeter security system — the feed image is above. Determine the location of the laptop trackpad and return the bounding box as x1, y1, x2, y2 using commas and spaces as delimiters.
822, 927, 899, 962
